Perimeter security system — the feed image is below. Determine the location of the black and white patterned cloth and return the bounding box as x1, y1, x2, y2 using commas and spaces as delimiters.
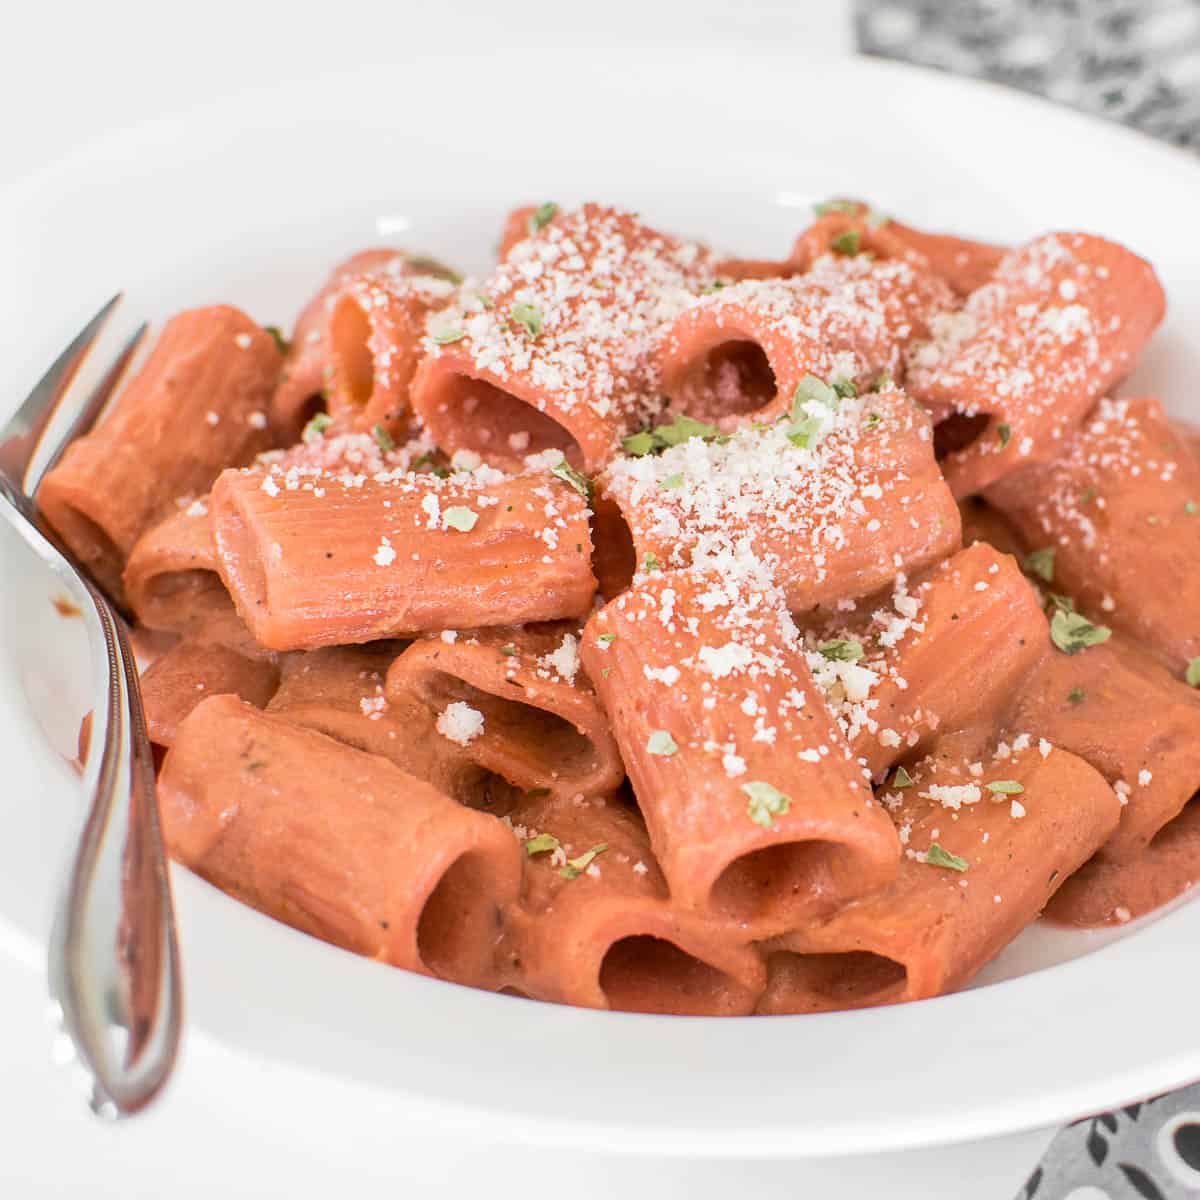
855, 3, 1200, 1195
857, 0, 1200, 150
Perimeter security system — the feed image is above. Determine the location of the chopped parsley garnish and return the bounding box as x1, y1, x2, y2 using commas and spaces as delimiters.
925, 843, 969, 872
660, 472, 685, 490
864, 412, 883, 431
511, 302, 544, 339
302, 412, 332, 443
818, 639, 864, 662
832, 378, 858, 399
1067, 686, 1086, 705
985, 780, 1025, 795
622, 430, 658, 457
524, 833, 560, 857
1186, 657, 1200, 688
433, 327, 466, 345
550, 460, 593, 502
1047, 593, 1075, 614
743, 781, 791, 828
997, 423, 1013, 449
372, 423, 395, 453
528, 202, 558, 233
831, 230, 862, 255
892, 765, 914, 789
786, 416, 824, 449
597, 633, 616, 646
1186, 500, 1197, 515
1023, 546, 1055, 584
264, 325, 289, 355
1050, 608, 1111, 655
814, 198, 861, 217
406, 255, 462, 284
792, 374, 839, 411
500, 644, 519, 657
622, 414, 722, 457
643, 552, 662, 574
443, 506, 479, 532
646, 731, 679, 756
700, 280, 728, 295
559, 842, 608, 880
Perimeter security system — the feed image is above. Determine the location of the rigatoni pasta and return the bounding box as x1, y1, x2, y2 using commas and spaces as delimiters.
41, 197, 1197, 1016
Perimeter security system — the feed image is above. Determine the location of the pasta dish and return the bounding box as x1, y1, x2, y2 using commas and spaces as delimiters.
35, 199, 1200, 1016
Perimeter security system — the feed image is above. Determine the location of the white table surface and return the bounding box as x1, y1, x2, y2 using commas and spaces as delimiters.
0, 4, 1053, 1195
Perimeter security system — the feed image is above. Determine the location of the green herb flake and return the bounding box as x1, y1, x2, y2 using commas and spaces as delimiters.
646, 730, 679, 757
925, 843, 969, 872
1067, 686, 1086, 705
997, 423, 1013, 449
597, 633, 616, 646
372, 423, 396, 453
264, 325, 289, 355
660, 472, 685, 490
831, 230, 861, 255
524, 833, 561, 857
601, 667, 611, 678
985, 780, 1025, 795
1050, 608, 1111, 655
832, 378, 858, 399
559, 842, 609, 880
655, 414, 720, 446
510, 302, 544, 339
743, 781, 792, 828
1023, 546, 1055, 584
622, 430, 658, 457
528, 202, 558, 233
550, 460, 593, 502
1047, 592, 1075, 614
1080, 486, 1096, 505
700, 280, 728, 295
302, 412, 333, 443
499, 644, 519, 657
872, 369, 894, 392
892, 765, 914, 789
443, 506, 479, 533
814, 197, 861, 217
1186, 500, 1197, 515
786, 416, 824, 449
864, 412, 883, 431
643, 552, 662, 574
1186, 657, 1200, 688
818, 639, 864, 662
433, 327, 466, 345
792, 374, 839, 413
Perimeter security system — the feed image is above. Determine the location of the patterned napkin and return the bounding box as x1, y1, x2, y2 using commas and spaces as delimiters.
854, 3, 1200, 1195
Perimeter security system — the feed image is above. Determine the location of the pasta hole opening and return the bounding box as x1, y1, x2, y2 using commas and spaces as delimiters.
425, 670, 597, 784
417, 849, 502, 981
765, 949, 907, 1012
429, 372, 583, 467
709, 840, 852, 924
40, 503, 126, 603
599, 935, 750, 1016
671, 340, 776, 422
143, 567, 225, 606
329, 294, 375, 409
934, 411, 990, 459
1150, 792, 1200, 849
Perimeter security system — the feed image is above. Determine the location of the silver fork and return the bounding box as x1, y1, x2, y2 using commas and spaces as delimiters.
0, 295, 183, 1117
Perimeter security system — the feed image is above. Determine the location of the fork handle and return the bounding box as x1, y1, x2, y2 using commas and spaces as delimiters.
48, 581, 183, 1116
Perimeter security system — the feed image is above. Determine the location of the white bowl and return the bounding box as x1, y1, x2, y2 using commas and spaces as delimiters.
2, 50, 1198, 1159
